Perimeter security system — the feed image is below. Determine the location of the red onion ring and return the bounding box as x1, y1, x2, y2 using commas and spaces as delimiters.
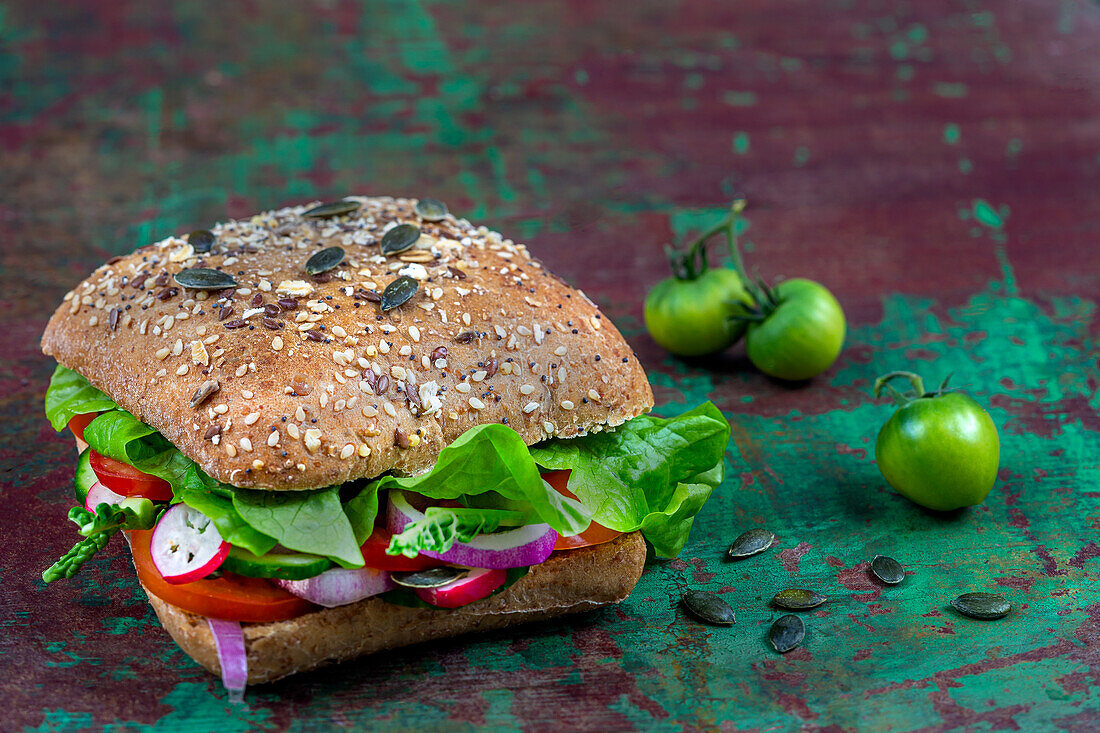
387, 492, 557, 569
207, 618, 247, 702
275, 566, 394, 608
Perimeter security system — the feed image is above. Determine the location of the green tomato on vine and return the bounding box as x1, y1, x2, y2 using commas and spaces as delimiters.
873, 371, 1000, 511
738, 278, 846, 381
644, 200, 754, 357
645, 198, 846, 381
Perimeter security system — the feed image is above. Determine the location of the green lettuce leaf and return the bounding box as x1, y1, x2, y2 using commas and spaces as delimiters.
373, 424, 591, 537
388, 505, 528, 558
74, 397, 368, 565
44, 365, 118, 431
42, 501, 163, 583
638, 462, 724, 557
176, 467, 278, 557
82, 410, 195, 487
342, 482, 381, 546
233, 487, 364, 568
530, 402, 729, 557
48, 366, 725, 567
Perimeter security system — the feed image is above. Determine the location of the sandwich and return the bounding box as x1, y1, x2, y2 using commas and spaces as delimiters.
40, 195, 729, 693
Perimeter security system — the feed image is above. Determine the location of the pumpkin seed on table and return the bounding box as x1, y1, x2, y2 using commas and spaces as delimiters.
414, 198, 448, 221
187, 229, 216, 253
305, 246, 345, 275
174, 268, 237, 290
951, 593, 1012, 620
727, 528, 776, 559
769, 614, 805, 653
302, 199, 361, 218
392, 567, 468, 589
381, 276, 419, 311
681, 590, 736, 626
870, 555, 905, 585
772, 588, 828, 610
381, 224, 422, 255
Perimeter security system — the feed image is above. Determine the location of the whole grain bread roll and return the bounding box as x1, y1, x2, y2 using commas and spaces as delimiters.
144, 531, 647, 684
42, 196, 653, 490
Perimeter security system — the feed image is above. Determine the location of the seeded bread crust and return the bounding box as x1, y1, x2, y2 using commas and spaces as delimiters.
41, 196, 653, 490
142, 531, 646, 684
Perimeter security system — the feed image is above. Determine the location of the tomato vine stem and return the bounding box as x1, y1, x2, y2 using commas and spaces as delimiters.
666, 198, 748, 282
874, 371, 956, 406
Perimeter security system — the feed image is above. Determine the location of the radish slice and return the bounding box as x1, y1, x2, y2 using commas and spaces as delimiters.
85, 481, 127, 514
275, 567, 395, 608
413, 568, 507, 608
150, 504, 229, 585
208, 618, 247, 703
387, 491, 558, 569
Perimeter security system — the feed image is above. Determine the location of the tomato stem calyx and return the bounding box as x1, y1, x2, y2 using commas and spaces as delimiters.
666, 199, 748, 281
874, 371, 954, 407
728, 276, 782, 323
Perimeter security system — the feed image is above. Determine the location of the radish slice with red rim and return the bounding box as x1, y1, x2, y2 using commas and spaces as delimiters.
150, 504, 229, 584
275, 566, 395, 608
387, 491, 557, 569
208, 618, 247, 703
413, 567, 507, 608
85, 481, 127, 514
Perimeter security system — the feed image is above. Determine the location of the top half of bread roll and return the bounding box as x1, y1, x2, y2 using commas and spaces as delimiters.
42, 196, 653, 490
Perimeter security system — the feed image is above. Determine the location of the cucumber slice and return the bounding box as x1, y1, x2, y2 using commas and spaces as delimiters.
74, 449, 97, 504
221, 546, 333, 580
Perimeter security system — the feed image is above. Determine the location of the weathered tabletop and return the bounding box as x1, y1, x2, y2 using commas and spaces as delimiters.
2, 1, 1098, 730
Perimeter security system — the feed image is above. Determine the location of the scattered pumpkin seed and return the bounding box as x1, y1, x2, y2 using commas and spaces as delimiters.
305, 246, 345, 275
870, 555, 905, 585
769, 614, 805, 653
187, 229, 216, 253
391, 566, 468, 589
772, 588, 827, 610
951, 593, 1011, 620
381, 224, 421, 255
302, 199, 361, 219
174, 268, 237, 290
381, 276, 418, 311
727, 528, 776, 559
681, 590, 736, 626
414, 198, 449, 221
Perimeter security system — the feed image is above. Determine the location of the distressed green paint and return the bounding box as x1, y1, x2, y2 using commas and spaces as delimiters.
933, 82, 969, 97
973, 198, 1007, 228
722, 90, 757, 106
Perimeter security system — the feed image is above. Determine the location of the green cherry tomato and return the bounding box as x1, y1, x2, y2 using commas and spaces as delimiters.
645, 268, 752, 357
744, 278, 845, 380
874, 373, 1000, 511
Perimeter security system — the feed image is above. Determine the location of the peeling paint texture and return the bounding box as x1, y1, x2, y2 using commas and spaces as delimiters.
2, 2, 1099, 730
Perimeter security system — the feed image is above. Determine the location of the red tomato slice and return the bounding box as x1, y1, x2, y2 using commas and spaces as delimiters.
67, 413, 99, 442
88, 450, 174, 502
542, 470, 624, 551
361, 527, 443, 571
129, 529, 314, 622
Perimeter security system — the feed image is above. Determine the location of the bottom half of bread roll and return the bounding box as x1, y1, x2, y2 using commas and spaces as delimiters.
140, 531, 647, 684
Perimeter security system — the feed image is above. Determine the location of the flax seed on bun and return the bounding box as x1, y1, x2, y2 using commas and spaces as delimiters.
41, 196, 654, 490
